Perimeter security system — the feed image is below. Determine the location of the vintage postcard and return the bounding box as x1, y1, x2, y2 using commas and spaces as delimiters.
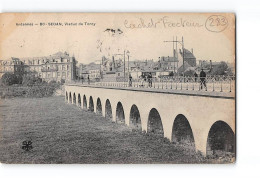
0, 13, 235, 164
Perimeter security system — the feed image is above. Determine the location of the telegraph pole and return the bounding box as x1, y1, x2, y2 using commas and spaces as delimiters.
128, 54, 130, 78
164, 36, 185, 74
176, 36, 178, 73
164, 36, 175, 73
124, 50, 125, 80
113, 50, 129, 82
182, 36, 185, 74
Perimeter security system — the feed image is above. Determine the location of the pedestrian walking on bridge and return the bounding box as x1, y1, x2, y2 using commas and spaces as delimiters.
200, 69, 207, 90
129, 74, 132, 87
87, 75, 90, 85
194, 72, 198, 82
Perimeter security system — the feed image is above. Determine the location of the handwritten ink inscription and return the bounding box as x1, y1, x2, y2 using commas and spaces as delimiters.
205, 15, 229, 33
124, 16, 203, 29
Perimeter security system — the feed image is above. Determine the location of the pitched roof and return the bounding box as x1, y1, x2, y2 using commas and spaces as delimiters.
180, 49, 196, 59
160, 56, 179, 62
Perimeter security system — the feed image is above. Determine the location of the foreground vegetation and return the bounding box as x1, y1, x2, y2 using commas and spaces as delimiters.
0, 72, 63, 98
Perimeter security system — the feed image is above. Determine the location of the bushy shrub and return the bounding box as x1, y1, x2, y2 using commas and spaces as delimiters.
210, 61, 233, 76
0, 85, 57, 98
184, 69, 196, 77
1, 73, 21, 86
1, 72, 62, 98
60, 79, 65, 85
22, 74, 42, 86
25, 85, 56, 98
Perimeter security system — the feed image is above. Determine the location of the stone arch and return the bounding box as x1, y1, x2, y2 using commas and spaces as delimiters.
206, 120, 235, 156
66, 91, 68, 102
129, 104, 142, 131
78, 93, 81, 107
172, 114, 195, 149
69, 92, 72, 103
83, 95, 87, 109
73, 93, 76, 104
105, 99, 112, 120
147, 108, 164, 137
96, 98, 102, 115
89, 96, 94, 112
116, 102, 125, 124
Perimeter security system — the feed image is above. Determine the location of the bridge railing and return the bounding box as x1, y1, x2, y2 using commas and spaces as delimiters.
69, 75, 235, 93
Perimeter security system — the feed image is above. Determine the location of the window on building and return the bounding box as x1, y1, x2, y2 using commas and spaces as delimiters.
57, 72, 60, 76
62, 72, 66, 77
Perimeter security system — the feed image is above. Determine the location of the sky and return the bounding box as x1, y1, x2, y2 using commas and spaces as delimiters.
0, 13, 235, 64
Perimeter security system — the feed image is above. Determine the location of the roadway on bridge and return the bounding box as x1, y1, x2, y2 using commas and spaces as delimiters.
69, 83, 235, 99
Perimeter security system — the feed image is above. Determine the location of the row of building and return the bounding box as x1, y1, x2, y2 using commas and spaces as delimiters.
79, 48, 197, 81
0, 52, 77, 82
0, 49, 234, 83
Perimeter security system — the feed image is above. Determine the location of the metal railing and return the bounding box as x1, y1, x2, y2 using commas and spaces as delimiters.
69, 75, 235, 93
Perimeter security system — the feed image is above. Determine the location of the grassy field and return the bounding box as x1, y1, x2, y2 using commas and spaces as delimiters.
0, 96, 209, 164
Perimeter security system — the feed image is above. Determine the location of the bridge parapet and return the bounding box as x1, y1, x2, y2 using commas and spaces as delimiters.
67, 80, 235, 99
72, 75, 235, 95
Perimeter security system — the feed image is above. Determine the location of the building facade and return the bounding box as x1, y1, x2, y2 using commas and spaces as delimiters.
0, 58, 24, 77
0, 52, 77, 82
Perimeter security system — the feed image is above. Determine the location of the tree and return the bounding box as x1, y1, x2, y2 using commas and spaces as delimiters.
22, 73, 42, 86
210, 61, 231, 75
60, 79, 65, 85
184, 69, 196, 77
1, 73, 19, 86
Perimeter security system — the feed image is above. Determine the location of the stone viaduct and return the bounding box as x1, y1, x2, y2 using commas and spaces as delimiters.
64, 84, 235, 156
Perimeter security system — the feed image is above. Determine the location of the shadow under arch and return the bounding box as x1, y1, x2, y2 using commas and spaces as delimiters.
105, 99, 112, 120
129, 104, 142, 131
73, 93, 76, 105
206, 120, 235, 156
89, 96, 94, 112
116, 102, 125, 124
69, 92, 72, 103
83, 95, 87, 109
66, 91, 68, 102
147, 108, 164, 137
78, 94, 81, 107
172, 114, 195, 150
96, 98, 102, 115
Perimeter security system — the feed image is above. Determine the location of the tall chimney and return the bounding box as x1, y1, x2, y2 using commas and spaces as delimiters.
191, 48, 193, 54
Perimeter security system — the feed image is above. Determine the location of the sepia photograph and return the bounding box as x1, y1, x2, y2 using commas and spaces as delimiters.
0, 12, 235, 164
